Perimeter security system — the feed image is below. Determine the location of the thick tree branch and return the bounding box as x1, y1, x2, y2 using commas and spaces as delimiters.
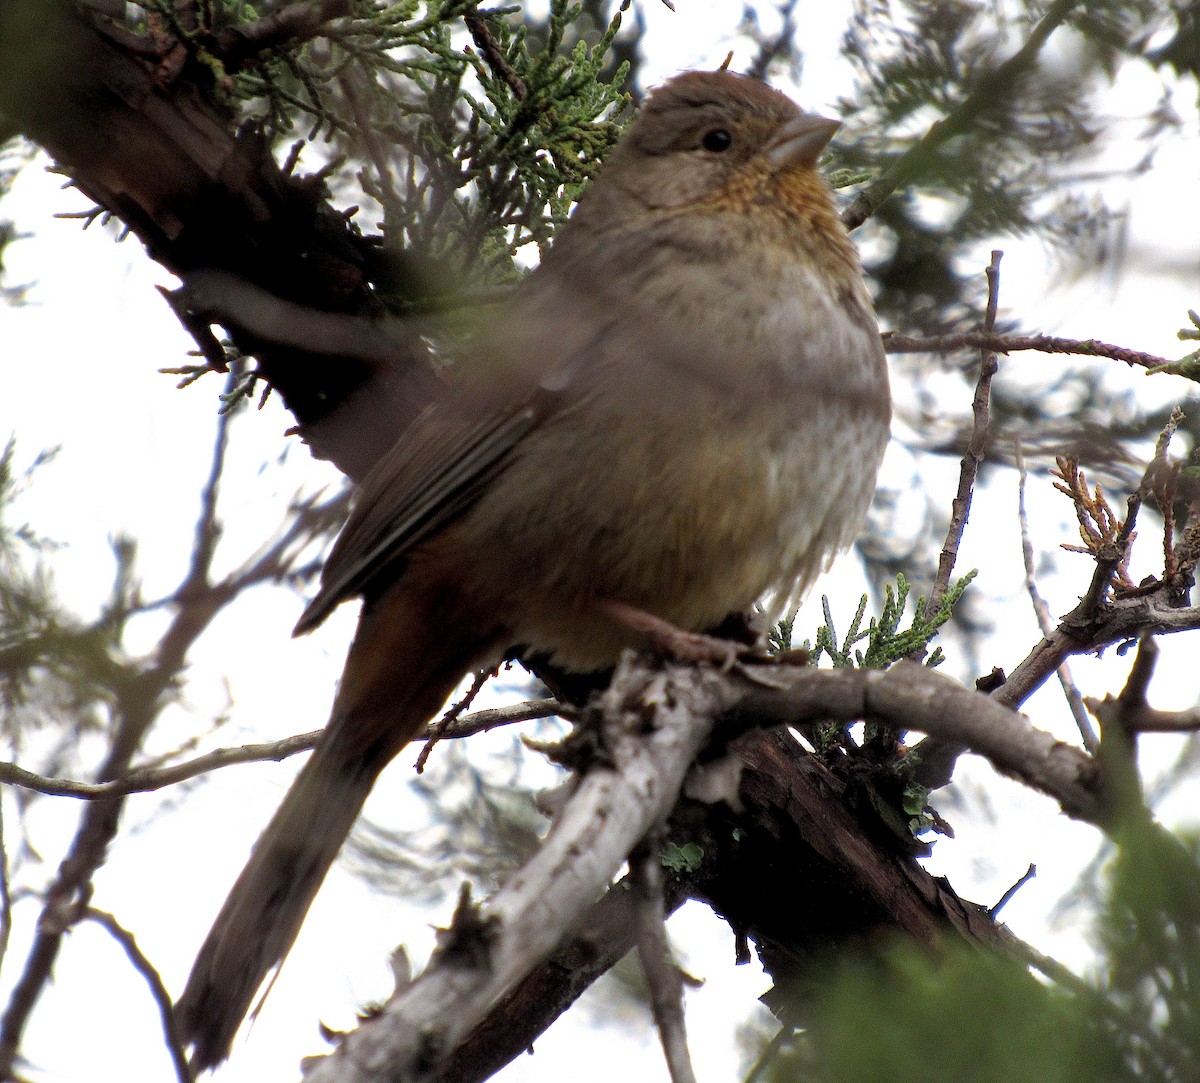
301, 652, 1108, 1082
432, 874, 690, 1083
0, 0, 435, 479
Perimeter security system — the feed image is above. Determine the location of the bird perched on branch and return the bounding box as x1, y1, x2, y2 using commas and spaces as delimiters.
177, 68, 891, 1069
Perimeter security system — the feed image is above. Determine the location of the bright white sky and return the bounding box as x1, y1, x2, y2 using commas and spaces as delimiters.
1, 3, 1199, 1082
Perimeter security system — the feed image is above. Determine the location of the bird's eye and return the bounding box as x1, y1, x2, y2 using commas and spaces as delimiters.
701, 128, 733, 153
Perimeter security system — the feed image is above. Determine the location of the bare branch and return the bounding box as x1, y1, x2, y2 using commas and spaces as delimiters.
920, 251, 1001, 630
718, 661, 1104, 825
431, 874, 689, 1083
1086, 701, 1200, 734
1017, 444, 1097, 752
0, 406, 308, 1075
83, 908, 194, 1083
882, 331, 1176, 372
916, 407, 1198, 788
302, 659, 738, 1083
994, 592, 1200, 714
0, 699, 561, 800
630, 837, 697, 1083
303, 650, 1110, 1083
988, 863, 1036, 918
1084, 636, 1200, 736
416, 667, 494, 773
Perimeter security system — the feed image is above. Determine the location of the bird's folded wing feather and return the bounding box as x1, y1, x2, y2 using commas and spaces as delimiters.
293, 400, 550, 635
292, 280, 620, 637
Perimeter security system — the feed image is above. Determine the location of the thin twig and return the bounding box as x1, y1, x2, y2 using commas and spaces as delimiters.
0, 797, 9, 973
630, 837, 698, 1083
0, 699, 562, 800
916, 403, 1194, 789
1016, 444, 1098, 752
338, 68, 403, 225
1074, 484, 1142, 620
842, 0, 1081, 228
921, 251, 1002, 627
302, 656, 731, 1083
83, 908, 194, 1083
988, 863, 1036, 917
882, 331, 1175, 372
744, 0, 799, 82
415, 667, 494, 773
464, 10, 527, 100
0, 393, 304, 1074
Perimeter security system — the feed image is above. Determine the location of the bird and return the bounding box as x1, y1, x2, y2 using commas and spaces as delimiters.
175, 67, 891, 1070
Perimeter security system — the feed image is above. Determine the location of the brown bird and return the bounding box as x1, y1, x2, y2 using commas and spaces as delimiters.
176, 68, 891, 1069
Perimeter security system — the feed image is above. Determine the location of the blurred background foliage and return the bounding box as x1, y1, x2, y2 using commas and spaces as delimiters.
737, 817, 1200, 1083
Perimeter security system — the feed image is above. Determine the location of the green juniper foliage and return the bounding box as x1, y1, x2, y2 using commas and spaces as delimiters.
793, 570, 975, 670
745, 818, 1200, 1083
153, 0, 633, 289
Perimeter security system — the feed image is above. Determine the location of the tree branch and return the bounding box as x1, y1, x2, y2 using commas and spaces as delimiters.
84, 908, 193, 1083
301, 650, 1109, 1082
0, 0, 435, 479
464, 10, 527, 100
214, 0, 351, 71
0, 699, 561, 800
919, 251, 1001, 631
303, 658, 729, 1082
882, 330, 1177, 371
0, 411, 238, 1076
630, 836, 697, 1083
1016, 443, 1098, 752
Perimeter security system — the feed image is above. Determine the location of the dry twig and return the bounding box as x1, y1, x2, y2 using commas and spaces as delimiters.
882, 331, 1175, 372
84, 908, 194, 1083
630, 837, 698, 1083
1017, 444, 1097, 751
921, 250, 1002, 628
0, 699, 561, 801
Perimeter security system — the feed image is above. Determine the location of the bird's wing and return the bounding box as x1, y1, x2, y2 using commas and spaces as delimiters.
293, 397, 551, 635
293, 284, 616, 636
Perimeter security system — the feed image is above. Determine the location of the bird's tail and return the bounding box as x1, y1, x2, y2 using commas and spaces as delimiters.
176, 588, 491, 1071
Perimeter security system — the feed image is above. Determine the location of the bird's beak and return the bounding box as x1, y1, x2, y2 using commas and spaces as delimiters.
767, 113, 841, 170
